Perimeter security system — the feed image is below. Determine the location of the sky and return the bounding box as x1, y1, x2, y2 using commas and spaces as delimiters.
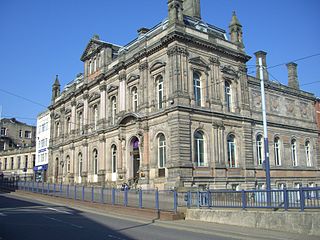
0, 0, 319, 126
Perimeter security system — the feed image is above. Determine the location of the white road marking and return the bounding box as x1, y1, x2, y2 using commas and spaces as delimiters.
0, 213, 6, 217
107, 234, 128, 240
43, 216, 83, 229
46, 207, 72, 215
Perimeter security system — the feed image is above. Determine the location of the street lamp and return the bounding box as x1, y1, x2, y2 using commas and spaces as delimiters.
258, 57, 271, 206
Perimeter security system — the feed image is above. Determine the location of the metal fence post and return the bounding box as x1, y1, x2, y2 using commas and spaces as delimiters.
42, 182, 44, 194
241, 190, 247, 210
139, 189, 143, 209
53, 183, 56, 195
173, 190, 178, 213
124, 188, 128, 207
60, 183, 63, 196
91, 187, 94, 202
207, 190, 211, 208
299, 187, 305, 212
74, 185, 77, 200
47, 183, 50, 195
82, 185, 85, 201
32, 181, 34, 192
112, 188, 115, 205
36, 182, 39, 193
187, 191, 191, 208
101, 188, 104, 204
67, 184, 70, 198
155, 189, 159, 210
283, 188, 288, 211
197, 191, 200, 208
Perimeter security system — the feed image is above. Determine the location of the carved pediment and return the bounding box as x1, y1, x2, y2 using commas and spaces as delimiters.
107, 84, 119, 94
76, 102, 84, 109
89, 92, 100, 102
118, 113, 141, 126
80, 38, 105, 61
221, 65, 238, 78
189, 56, 209, 69
127, 74, 140, 84
150, 61, 166, 72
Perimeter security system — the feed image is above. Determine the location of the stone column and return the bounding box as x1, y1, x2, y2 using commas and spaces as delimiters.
71, 98, 76, 135
69, 144, 75, 184
99, 81, 107, 128
81, 141, 88, 184
139, 61, 148, 110
83, 90, 89, 134
209, 57, 220, 102
119, 71, 126, 112
98, 135, 106, 185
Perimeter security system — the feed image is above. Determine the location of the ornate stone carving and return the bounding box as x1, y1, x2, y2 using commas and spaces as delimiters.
83, 90, 89, 100
139, 62, 148, 71
221, 65, 238, 77
167, 46, 188, 56
209, 56, 220, 65
285, 99, 295, 116
270, 95, 280, 112
300, 102, 308, 117
252, 91, 261, 108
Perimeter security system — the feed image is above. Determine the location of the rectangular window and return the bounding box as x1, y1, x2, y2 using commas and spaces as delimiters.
25, 155, 28, 169
11, 157, 14, 169
25, 130, 31, 138
17, 156, 21, 169
19, 130, 23, 138
0, 127, 7, 136
4, 158, 7, 170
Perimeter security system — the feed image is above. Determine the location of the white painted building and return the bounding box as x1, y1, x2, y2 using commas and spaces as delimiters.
35, 110, 50, 182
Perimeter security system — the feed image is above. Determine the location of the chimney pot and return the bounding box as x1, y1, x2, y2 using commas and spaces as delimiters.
286, 62, 299, 89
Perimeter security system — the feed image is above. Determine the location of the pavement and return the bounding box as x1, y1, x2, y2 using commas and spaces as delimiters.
2, 190, 319, 240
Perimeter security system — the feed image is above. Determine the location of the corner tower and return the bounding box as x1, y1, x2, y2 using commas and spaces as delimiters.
51, 75, 60, 102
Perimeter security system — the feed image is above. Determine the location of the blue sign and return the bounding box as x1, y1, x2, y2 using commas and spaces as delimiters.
33, 164, 48, 171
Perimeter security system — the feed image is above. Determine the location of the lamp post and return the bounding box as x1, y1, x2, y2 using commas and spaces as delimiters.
258, 57, 271, 206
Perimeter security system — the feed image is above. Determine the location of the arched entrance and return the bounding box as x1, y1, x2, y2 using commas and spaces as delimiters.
130, 137, 140, 182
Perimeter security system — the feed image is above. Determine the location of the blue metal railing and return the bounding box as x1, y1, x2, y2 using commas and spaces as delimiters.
1, 180, 319, 212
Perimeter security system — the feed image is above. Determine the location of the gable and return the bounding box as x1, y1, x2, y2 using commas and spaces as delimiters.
80, 39, 104, 62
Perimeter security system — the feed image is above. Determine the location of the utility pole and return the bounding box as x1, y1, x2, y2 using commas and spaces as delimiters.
258, 58, 271, 206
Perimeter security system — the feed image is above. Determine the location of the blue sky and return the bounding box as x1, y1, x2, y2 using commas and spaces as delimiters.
0, 0, 319, 126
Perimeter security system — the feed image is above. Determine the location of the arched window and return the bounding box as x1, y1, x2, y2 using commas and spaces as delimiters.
93, 105, 98, 130
194, 130, 205, 167
305, 141, 311, 167
78, 153, 82, 177
193, 72, 201, 106
227, 134, 236, 168
132, 87, 138, 112
93, 149, 98, 175
291, 139, 298, 166
225, 81, 232, 112
256, 134, 263, 166
274, 137, 281, 166
111, 97, 117, 125
158, 134, 166, 168
157, 76, 164, 109
66, 155, 70, 173
111, 145, 117, 173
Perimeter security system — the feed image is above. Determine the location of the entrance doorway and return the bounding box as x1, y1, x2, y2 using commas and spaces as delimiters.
131, 137, 140, 182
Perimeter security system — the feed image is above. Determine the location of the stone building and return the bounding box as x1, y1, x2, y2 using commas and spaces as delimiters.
48, 0, 319, 190
0, 118, 36, 151
0, 147, 36, 180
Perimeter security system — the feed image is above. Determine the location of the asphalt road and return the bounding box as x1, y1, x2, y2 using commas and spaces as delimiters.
0, 192, 318, 240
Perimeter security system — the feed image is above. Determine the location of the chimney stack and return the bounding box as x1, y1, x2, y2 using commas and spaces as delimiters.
286, 62, 299, 89
254, 51, 269, 81
183, 0, 201, 20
